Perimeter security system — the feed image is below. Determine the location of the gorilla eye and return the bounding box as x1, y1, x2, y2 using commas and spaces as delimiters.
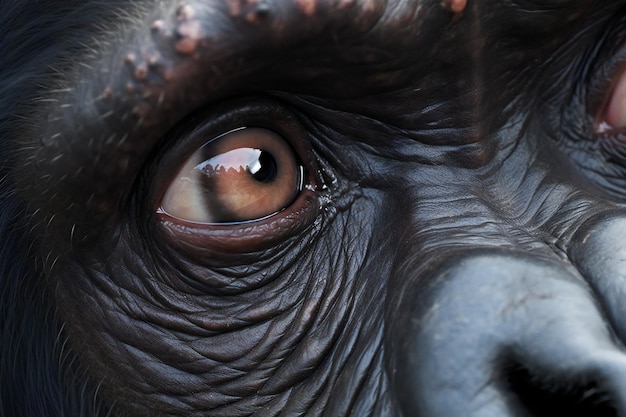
160, 127, 304, 224
600, 66, 626, 131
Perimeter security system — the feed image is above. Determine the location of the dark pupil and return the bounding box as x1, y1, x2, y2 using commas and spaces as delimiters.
248, 150, 277, 183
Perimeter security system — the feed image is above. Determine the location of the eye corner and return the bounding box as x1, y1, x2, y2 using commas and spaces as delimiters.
587, 57, 626, 171
585, 26, 626, 136
594, 67, 626, 135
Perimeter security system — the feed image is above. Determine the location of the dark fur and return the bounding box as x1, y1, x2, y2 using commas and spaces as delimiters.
3, 1, 626, 416
0, 2, 117, 415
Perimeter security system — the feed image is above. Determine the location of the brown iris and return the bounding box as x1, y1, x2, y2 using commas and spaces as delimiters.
161, 127, 303, 223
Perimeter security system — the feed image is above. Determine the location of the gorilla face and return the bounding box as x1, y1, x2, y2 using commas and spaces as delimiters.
4, 0, 626, 416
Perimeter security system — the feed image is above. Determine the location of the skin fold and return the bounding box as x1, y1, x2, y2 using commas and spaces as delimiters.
3, 0, 626, 416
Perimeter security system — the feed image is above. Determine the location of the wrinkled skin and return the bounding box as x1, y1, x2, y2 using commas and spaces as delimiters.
4, 0, 626, 416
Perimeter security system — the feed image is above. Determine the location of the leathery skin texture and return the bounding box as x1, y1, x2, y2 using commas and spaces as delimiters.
4, 0, 626, 416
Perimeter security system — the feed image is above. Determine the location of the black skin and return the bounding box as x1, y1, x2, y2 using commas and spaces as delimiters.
4, 0, 626, 416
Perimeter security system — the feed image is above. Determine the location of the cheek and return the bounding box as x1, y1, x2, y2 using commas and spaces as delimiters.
53, 194, 389, 415
51, 238, 303, 411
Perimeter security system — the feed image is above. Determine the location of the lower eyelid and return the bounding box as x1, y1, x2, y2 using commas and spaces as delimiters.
156, 187, 321, 255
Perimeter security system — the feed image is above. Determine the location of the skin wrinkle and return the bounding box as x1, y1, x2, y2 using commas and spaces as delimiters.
54, 191, 381, 415
259, 236, 356, 392
328, 272, 387, 413
149, 212, 325, 296
8, 0, 626, 416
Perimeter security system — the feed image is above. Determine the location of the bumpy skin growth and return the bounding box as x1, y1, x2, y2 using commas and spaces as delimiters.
4, 0, 626, 416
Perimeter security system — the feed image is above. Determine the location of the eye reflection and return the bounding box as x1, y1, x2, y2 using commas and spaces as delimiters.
196, 148, 277, 184
161, 127, 304, 224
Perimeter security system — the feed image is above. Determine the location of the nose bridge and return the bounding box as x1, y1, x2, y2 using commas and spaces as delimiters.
387, 250, 626, 417
398, 131, 596, 256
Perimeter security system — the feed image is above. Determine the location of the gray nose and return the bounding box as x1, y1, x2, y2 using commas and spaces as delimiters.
389, 252, 626, 417
570, 215, 626, 346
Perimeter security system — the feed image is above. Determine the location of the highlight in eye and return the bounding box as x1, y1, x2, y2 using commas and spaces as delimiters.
160, 127, 304, 224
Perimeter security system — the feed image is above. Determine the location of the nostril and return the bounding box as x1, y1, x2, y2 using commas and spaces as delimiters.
506, 363, 618, 417
389, 253, 626, 417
